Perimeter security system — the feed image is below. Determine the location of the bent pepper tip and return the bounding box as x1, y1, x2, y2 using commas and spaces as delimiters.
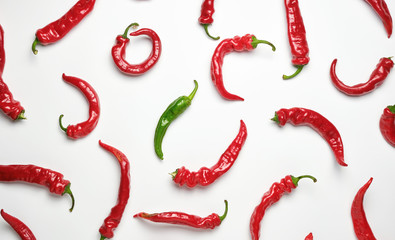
63, 183, 75, 212
250, 36, 276, 51
219, 200, 228, 222
59, 114, 68, 133
291, 175, 317, 187
32, 38, 40, 55
283, 65, 304, 80
202, 24, 220, 40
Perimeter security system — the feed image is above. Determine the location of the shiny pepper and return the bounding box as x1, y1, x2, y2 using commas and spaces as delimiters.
379, 104, 395, 147
1, 209, 36, 240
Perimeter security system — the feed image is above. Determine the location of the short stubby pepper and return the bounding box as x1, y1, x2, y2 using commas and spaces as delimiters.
379, 104, 395, 147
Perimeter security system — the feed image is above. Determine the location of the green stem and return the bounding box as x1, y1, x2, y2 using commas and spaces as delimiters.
283, 65, 304, 80
59, 114, 68, 132
219, 200, 228, 222
387, 104, 395, 114
121, 22, 139, 39
271, 112, 279, 123
63, 184, 75, 212
251, 36, 276, 51
188, 80, 199, 100
169, 169, 178, 180
100, 236, 106, 240
17, 110, 26, 120
202, 24, 220, 40
32, 38, 39, 55
291, 175, 317, 187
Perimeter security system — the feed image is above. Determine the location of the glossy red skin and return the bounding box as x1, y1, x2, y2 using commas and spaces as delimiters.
1, 209, 36, 240
0, 25, 5, 75
99, 141, 130, 239
134, 211, 221, 229
330, 58, 394, 96
285, 0, 309, 66
305, 233, 313, 240
351, 178, 376, 240
211, 34, 255, 101
111, 28, 161, 76
379, 107, 395, 146
35, 0, 95, 45
199, 0, 215, 24
62, 73, 100, 139
365, 0, 392, 38
173, 120, 247, 187
275, 108, 347, 166
0, 164, 70, 195
250, 175, 296, 240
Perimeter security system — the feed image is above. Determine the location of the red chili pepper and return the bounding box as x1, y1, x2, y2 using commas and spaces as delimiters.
379, 104, 395, 147
111, 23, 162, 76
272, 107, 347, 167
32, 0, 96, 54
364, 0, 392, 38
199, 0, 219, 40
134, 200, 228, 229
211, 34, 276, 101
171, 120, 247, 187
0, 25, 25, 120
305, 232, 313, 240
59, 73, 100, 139
330, 57, 394, 96
250, 175, 317, 240
98, 140, 130, 240
283, 0, 310, 80
351, 177, 376, 240
0, 164, 75, 212
1, 209, 36, 240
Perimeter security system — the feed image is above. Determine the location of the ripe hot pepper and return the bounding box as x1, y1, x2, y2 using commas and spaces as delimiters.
171, 120, 247, 187
250, 175, 317, 240
1, 209, 36, 240
364, 0, 393, 38
330, 57, 394, 96
211, 34, 276, 101
98, 140, 130, 240
379, 104, 395, 147
0, 164, 75, 212
351, 177, 376, 240
134, 200, 228, 229
111, 23, 162, 76
272, 107, 347, 167
154, 80, 198, 160
32, 0, 96, 54
283, 0, 310, 80
59, 73, 100, 139
199, 0, 219, 40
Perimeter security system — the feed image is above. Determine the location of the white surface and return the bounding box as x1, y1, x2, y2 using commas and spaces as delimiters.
0, 0, 395, 239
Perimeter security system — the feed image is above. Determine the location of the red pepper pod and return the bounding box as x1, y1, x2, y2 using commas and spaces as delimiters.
379, 105, 395, 147
59, 73, 100, 139
1, 209, 37, 240
330, 57, 394, 96
364, 0, 393, 38
172, 120, 247, 187
351, 177, 376, 240
198, 0, 220, 40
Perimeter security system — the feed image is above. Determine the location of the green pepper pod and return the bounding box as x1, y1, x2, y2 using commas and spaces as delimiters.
154, 80, 198, 160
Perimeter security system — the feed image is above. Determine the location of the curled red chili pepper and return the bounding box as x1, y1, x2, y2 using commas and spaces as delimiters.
272, 107, 347, 167
171, 120, 247, 187
250, 175, 316, 240
379, 104, 395, 147
1, 209, 36, 240
211, 34, 276, 101
59, 73, 100, 139
199, 0, 219, 40
134, 200, 228, 229
32, 0, 96, 54
330, 57, 394, 96
351, 177, 376, 240
0, 164, 75, 212
111, 23, 162, 76
98, 140, 130, 240
364, 0, 392, 38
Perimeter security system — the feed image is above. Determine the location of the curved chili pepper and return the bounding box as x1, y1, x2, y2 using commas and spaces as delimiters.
351, 177, 376, 240
111, 23, 162, 76
32, 0, 96, 54
250, 175, 317, 240
379, 104, 395, 147
134, 200, 228, 229
305, 233, 313, 240
272, 107, 347, 167
99, 140, 130, 240
330, 57, 394, 96
283, 0, 310, 80
211, 34, 276, 101
199, 0, 219, 40
1, 209, 36, 240
0, 25, 25, 120
364, 0, 392, 38
59, 73, 100, 139
171, 120, 247, 187
0, 164, 75, 212
154, 80, 198, 160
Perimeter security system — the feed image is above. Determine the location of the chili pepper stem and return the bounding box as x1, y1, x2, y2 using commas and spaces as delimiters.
283, 65, 304, 80
387, 104, 395, 114
17, 110, 26, 120
251, 36, 276, 51
63, 183, 75, 212
202, 24, 220, 40
271, 112, 279, 123
100, 235, 106, 240
121, 23, 139, 39
32, 38, 39, 55
291, 175, 317, 187
169, 169, 178, 179
188, 80, 199, 100
219, 200, 228, 222
58, 114, 68, 132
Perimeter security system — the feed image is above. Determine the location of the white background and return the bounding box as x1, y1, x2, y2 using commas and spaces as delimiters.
1, 0, 395, 239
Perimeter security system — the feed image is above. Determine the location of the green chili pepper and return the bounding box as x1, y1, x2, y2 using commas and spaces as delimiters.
154, 80, 198, 160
